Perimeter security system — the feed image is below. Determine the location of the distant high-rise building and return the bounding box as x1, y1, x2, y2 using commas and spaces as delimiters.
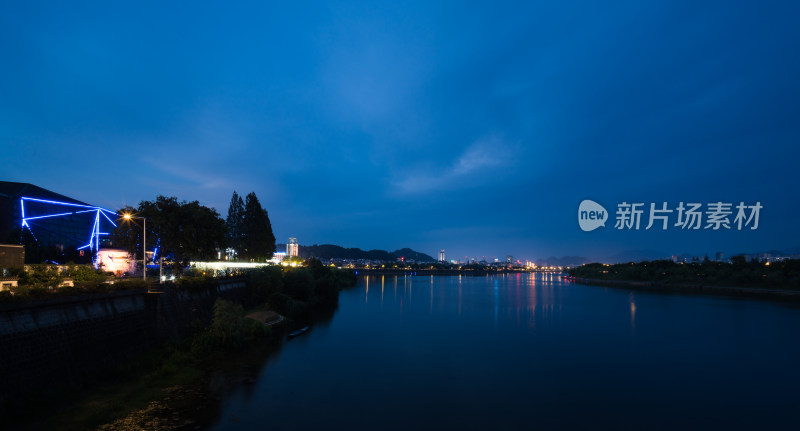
287, 237, 298, 257
506, 255, 513, 264
439, 249, 445, 262
715, 251, 724, 261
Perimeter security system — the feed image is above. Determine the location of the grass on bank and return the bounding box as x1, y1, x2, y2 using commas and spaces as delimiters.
8, 265, 356, 430
10, 298, 276, 431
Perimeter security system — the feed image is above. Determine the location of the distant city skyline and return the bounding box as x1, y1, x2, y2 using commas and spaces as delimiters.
3, 2, 799, 262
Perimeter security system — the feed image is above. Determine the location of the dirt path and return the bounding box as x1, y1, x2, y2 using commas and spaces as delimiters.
245, 310, 284, 326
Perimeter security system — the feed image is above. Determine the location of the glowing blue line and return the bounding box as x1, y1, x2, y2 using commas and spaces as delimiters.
23, 212, 76, 221
94, 211, 100, 251
21, 197, 116, 215
88, 211, 98, 251
21, 197, 98, 209
100, 210, 118, 227
77, 244, 91, 250
18, 197, 118, 267
24, 225, 41, 246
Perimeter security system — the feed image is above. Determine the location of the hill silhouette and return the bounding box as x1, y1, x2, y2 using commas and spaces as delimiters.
277, 243, 435, 262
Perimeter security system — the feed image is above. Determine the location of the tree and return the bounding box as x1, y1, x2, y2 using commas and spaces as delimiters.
730, 255, 747, 266
226, 191, 245, 255
240, 192, 276, 261
113, 196, 227, 271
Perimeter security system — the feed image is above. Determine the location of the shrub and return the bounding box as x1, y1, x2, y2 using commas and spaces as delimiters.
191, 299, 268, 354
283, 268, 313, 301
268, 292, 292, 315
112, 279, 148, 290
175, 276, 217, 291
247, 266, 283, 302
68, 265, 107, 288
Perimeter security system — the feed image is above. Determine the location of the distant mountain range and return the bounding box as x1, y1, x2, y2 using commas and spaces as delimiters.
274, 244, 800, 266
276, 243, 436, 262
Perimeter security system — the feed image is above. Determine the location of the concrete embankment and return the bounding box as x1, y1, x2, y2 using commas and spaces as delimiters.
572, 277, 800, 302
0, 278, 250, 412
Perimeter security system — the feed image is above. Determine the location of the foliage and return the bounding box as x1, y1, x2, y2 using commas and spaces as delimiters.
0, 266, 147, 303
268, 292, 293, 315
225, 191, 245, 254
245, 265, 356, 319
112, 196, 227, 270
11, 264, 107, 288
174, 275, 218, 291
247, 266, 283, 303
191, 299, 268, 353
112, 279, 149, 290
16, 265, 63, 288
240, 192, 276, 262
69, 265, 108, 288
283, 268, 314, 301
567, 258, 800, 290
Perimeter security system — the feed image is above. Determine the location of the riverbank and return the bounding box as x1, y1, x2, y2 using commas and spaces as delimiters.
3, 266, 357, 429
3, 299, 284, 430
571, 277, 800, 302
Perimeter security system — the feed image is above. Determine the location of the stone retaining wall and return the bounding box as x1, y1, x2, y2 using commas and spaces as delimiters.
0, 278, 249, 411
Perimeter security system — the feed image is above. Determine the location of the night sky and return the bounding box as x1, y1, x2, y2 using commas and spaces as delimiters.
3, 1, 799, 262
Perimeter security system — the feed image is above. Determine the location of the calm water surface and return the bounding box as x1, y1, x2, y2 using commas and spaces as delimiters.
210, 273, 800, 430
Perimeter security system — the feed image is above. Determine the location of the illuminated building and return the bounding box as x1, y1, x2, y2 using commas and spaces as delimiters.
0, 181, 117, 265
439, 249, 445, 262
96, 249, 135, 276
271, 252, 287, 264
287, 237, 298, 257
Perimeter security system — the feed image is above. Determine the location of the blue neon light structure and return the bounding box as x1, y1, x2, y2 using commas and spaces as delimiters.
20, 197, 119, 266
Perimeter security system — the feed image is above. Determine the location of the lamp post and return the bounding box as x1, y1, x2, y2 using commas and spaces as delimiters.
122, 213, 146, 282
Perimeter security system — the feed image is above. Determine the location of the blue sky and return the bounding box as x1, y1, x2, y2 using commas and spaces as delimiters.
2, 1, 799, 261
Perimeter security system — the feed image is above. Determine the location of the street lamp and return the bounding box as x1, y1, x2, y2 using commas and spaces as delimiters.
122, 213, 146, 282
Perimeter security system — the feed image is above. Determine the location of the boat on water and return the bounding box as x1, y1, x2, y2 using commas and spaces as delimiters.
287, 326, 310, 338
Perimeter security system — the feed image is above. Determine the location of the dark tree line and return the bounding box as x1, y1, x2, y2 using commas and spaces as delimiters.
567, 259, 800, 289
112, 191, 276, 269
226, 191, 276, 262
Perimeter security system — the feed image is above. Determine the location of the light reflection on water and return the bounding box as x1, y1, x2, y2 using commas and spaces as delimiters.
210, 273, 800, 431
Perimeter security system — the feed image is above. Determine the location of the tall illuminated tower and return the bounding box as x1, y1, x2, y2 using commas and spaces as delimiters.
439, 249, 445, 262
287, 237, 298, 257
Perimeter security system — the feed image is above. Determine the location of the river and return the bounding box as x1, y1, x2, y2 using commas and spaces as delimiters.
209, 273, 800, 430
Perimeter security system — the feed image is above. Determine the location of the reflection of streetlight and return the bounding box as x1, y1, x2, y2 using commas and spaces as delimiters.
122, 213, 146, 282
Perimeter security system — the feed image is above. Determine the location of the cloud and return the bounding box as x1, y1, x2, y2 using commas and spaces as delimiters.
141, 156, 232, 190
392, 136, 515, 195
